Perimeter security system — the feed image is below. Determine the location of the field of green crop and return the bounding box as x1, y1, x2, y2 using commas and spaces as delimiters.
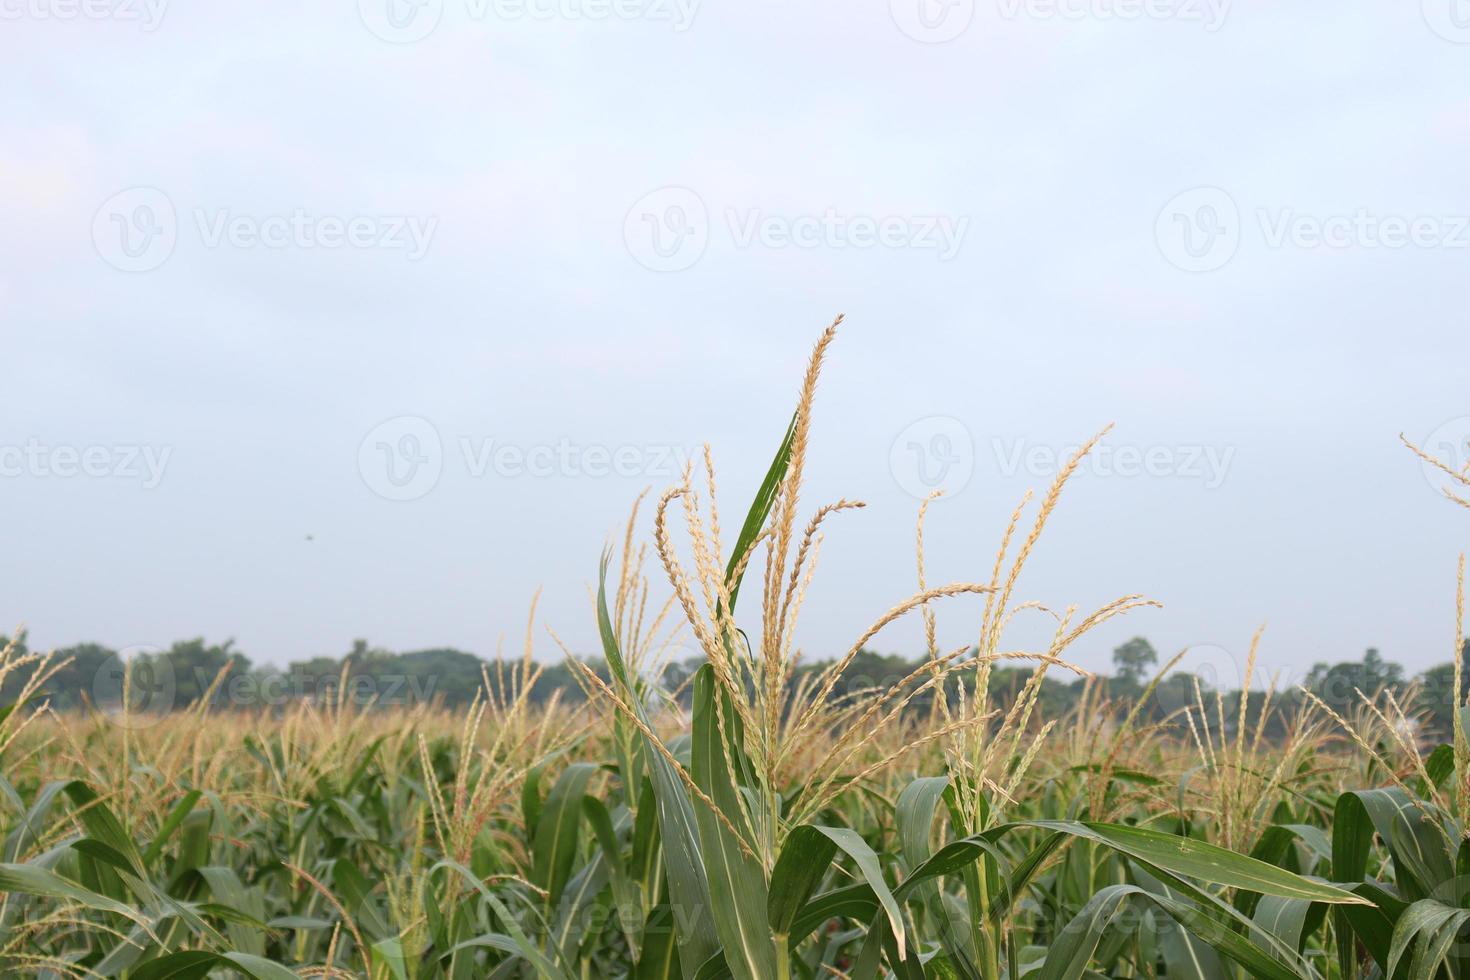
1, 321, 1467, 979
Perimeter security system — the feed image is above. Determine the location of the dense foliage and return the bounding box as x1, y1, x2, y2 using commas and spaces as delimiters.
6, 635, 1465, 742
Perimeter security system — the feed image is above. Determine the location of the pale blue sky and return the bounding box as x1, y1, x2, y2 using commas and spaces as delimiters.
2, 1, 1468, 685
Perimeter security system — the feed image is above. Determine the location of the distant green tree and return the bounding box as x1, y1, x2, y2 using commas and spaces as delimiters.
285, 655, 345, 685
395, 648, 488, 707
1416, 640, 1470, 741
530, 660, 607, 704
984, 665, 1081, 718
44, 644, 117, 710
161, 638, 250, 708
1112, 637, 1158, 686
1, 639, 119, 711
661, 658, 700, 702
1305, 648, 1404, 715
1147, 671, 1202, 719
282, 639, 401, 706
16, 626, 1442, 748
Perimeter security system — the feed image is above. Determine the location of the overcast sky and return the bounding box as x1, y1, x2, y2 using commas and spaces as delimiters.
2, 1, 1468, 689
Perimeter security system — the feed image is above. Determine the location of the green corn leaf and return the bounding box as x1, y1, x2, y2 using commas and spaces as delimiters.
522, 761, 548, 841
130, 951, 303, 980
1251, 894, 1312, 952
768, 825, 838, 938
4, 780, 69, 863
689, 665, 777, 980
142, 789, 203, 870
1037, 884, 1136, 980
1333, 789, 1453, 901
635, 904, 681, 980
1021, 821, 1371, 906
724, 412, 796, 610
62, 781, 146, 879
691, 950, 732, 980
1331, 787, 1454, 979
551, 852, 610, 960
332, 857, 391, 941
1041, 883, 1307, 980
431, 859, 575, 980
371, 936, 410, 980
583, 795, 641, 951
0, 862, 150, 928
71, 837, 138, 875
128, 950, 220, 980
1131, 866, 1228, 980
1386, 898, 1470, 979
531, 761, 598, 906
220, 952, 308, 980
809, 827, 906, 961
895, 776, 978, 978
1340, 881, 1411, 979
597, 552, 717, 978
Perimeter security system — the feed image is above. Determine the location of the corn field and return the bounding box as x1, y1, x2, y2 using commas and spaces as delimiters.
2, 319, 1468, 979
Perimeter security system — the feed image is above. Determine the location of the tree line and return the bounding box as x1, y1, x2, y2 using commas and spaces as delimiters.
2, 633, 1465, 740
